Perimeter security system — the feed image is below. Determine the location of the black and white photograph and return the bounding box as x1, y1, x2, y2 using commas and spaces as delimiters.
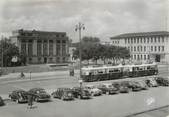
0, 0, 169, 117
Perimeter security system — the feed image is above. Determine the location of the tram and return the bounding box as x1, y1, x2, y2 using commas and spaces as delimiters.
81, 63, 158, 82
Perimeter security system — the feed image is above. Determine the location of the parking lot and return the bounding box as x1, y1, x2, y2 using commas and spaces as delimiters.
0, 64, 168, 117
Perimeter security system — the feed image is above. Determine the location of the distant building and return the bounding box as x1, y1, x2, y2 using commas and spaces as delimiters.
110, 31, 169, 63
10, 29, 69, 64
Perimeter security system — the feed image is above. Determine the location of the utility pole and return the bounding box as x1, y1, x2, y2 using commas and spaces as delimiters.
1, 35, 3, 68
75, 22, 85, 87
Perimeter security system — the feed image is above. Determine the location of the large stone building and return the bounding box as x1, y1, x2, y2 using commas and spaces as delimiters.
110, 31, 169, 63
10, 29, 69, 64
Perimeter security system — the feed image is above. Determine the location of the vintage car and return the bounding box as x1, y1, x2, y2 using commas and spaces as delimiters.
156, 77, 169, 86
51, 88, 74, 100
28, 88, 51, 102
120, 81, 142, 91
0, 96, 5, 106
71, 87, 91, 99
97, 83, 119, 94
145, 78, 159, 87
134, 80, 149, 90
84, 85, 102, 96
9, 89, 28, 103
112, 82, 130, 93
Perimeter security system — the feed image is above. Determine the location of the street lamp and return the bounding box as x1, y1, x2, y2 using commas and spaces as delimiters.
75, 22, 85, 87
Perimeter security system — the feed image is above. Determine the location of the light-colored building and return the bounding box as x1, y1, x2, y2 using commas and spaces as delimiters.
10, 29, 69, 64
110, 31, 169, 63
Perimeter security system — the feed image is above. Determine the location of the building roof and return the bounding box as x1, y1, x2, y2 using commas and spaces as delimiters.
110, 31, 169, 39
13, 29, 66, 35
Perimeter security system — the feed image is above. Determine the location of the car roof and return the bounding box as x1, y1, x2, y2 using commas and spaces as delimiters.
13, 89, 26, 92
29, 88, 44, 91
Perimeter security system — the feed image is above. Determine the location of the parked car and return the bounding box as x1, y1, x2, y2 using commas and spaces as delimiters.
84, 85, 102, 96
112, 82, 130, 93
145, 78, 158, 87
28, 88, 51, 102
9, 89, 28, 103
0, 96, 5, 106
51, 88, 74, 100
134, 80, 149, 90
120, 81, 142, 91
71, 87, 91, 99
156, 77, 169, 86
97, 83, 119, 94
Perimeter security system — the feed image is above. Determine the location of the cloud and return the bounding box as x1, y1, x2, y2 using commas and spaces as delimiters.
0, 0, 168, 42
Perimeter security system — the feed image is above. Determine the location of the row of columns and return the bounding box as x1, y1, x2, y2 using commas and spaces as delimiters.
21, 39, 68, 57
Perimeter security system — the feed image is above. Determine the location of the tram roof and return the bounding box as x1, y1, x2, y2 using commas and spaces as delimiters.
82, 63, 157, 71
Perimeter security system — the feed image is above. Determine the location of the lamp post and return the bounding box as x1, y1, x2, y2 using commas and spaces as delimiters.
1, 36, 3, 69
75, 22, 85, 88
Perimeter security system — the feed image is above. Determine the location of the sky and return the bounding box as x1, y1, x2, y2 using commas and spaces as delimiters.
0, 0, 169, 42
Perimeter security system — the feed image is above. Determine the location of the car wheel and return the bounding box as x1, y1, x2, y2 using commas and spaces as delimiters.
35, 98, 39, 102
78, 95, 81, 99
61, 96, 64, 100
106, 91, 109, 95
16, 99, 20, 104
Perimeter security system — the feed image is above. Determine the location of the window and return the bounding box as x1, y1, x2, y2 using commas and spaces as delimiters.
28, 42, 33, 56
144, 46, 146, 52
158, 37, 160, 43
158, 46, 160, 52
140, 55, 142, 60
125, 39, 127, 44
147, 37, 149, 43
62, 45, 66, 56
151, 37, 153, 43
43, 41, 48, 56
134, 55, 136, 59
134, 38, 136, 43
151, 46, 153, 51
154, 46, 157, 52
128, 38, 130, 43
162, 46, 164, 51
154, 37, 156, 43
140, 38, 142, 43
137, 55, 139, 60
37, 42, 42, 56
144, 55, 146, 60
49, 40, 53, 56
148, 55, 150, 59
131, 46, 133, 52
131, 38, 133, 44
162, 37, 164, 42
144, 38, 146, 43
140, 46, 142, 52
137, 46, 139, 51
134, 46, 136, 51
137, 38, 139, 43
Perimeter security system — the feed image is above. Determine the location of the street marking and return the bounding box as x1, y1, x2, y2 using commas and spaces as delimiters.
146, 97, 155, 106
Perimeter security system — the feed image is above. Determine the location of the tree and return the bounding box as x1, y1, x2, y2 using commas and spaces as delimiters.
0, 38, 27, 67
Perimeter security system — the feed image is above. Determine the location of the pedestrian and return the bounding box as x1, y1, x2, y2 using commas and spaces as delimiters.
27, 92, 37, 109
20, 72, 25, 79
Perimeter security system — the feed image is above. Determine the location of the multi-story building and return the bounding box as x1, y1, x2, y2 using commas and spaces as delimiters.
110, 31, 169, 63
10, 29, 69, 64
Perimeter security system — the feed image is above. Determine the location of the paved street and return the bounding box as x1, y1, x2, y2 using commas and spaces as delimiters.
0, 64, 168, 117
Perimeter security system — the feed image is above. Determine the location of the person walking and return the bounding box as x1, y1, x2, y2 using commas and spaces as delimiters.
27, 92, 37, 109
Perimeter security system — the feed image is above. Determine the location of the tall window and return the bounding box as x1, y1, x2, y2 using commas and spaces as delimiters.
162, 37, 164, 43
162, 46, 164, 51
140, 46, 142, 52
134, 46, 136, 51
28, 41, 33, 56
154, 46, 157, 52
56, 40, 61, 56
49, 40, 53, 56
131, 46, 133, 52
131, 38, 133, 44
37, 41, 42, 56
43, 40, 48, 56
21, 42, 26, 54
137, 46, 139, 51
158, 46, 160, 52
125, 39, 127, 44
144, 55, 146, 60
144, 46, 146, 52
134, 38, 136, 43
137, 38, 139, 43
158, 37, 160, 43
151, 46, 153, 51
154, 37, 156, 43
151, 37, 153, 43
147, 37, 149, 43
140, 38, 142, 43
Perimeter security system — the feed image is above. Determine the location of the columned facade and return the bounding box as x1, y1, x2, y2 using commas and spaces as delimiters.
110, 31, 169, 63
10, 29, 69, 64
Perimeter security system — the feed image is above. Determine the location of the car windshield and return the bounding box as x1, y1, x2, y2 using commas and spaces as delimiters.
37, 90, 46, 94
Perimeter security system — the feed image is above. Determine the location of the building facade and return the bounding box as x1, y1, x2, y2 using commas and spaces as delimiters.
110, 31, 169, 63
10, 29, 69, 64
